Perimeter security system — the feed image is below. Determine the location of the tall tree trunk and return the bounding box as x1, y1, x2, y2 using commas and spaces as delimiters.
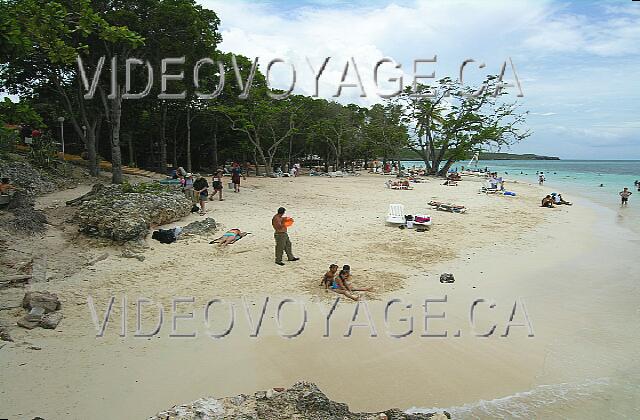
86, 127, 98, 177
252, 147, 259, 176
160, 102, 167, 174
186, 107, 192, 172
110, 91, 124, 184
438, 157, 456, 177
212, 119, 218, 171
127, 133, 135, 167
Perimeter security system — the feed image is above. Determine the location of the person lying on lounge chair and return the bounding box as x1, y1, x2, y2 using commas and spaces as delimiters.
209, 229, 249, 245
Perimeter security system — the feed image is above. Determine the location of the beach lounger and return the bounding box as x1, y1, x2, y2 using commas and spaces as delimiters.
328, 171, 344, 178
386, 204, 405, 224
385, 180, 413, 190
428, 201, 467, 213
481, 181, 499, 194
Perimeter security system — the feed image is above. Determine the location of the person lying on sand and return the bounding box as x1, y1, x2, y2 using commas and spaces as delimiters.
209, 229, 249, 245
541, 195, 555, 208
320, 264, 339, 290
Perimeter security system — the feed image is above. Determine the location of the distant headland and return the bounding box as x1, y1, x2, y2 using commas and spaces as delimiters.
398, 149, 560, 161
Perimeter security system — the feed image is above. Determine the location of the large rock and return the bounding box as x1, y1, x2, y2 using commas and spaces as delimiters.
149, 382, 449, 420
180, 218, 217, 236
40, 311, 63, 329
0, 160, 57, 196
75, 183, 191, 241
22, 291, 61, 313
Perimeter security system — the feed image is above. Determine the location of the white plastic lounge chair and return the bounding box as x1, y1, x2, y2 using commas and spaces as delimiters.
481, 180, 499, 194
386, 204, 405, 224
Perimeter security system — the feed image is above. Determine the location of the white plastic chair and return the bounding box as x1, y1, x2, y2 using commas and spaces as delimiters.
386, 204, 405, 224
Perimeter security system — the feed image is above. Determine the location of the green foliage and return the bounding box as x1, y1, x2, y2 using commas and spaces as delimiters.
0, 126, 20, 158
392, 76, 530, 175
0, 98, 44, 127
28, 134, 60, 170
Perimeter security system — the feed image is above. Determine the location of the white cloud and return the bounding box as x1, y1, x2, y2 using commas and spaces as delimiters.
199, 0, 640, 158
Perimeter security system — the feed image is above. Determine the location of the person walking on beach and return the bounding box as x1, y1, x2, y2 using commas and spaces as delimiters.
619, 187, 632, 206
538, 172, 545, 186
210, 169, 224, 201
184, 173, 195, 202
193, 175, 209, 215
231, 162, 242, 192
272, 207, 299, 266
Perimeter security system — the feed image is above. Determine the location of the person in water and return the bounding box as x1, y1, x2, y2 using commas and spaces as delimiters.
619, 187, 632, 206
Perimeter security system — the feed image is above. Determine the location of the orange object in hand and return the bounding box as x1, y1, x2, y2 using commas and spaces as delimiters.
283, 217, 294, 227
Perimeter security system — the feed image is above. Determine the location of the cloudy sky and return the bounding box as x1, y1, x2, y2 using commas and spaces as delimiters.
201, 0, 640, 159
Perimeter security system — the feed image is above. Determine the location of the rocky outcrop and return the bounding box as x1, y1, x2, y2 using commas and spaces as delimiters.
180, 218, 217, 236
73, 183, 191, 241
149, 382, 450, 420
0, 160, 58, 196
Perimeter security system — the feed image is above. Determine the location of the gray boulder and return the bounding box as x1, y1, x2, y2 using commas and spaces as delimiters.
22, 291, 61, 313
40, 311, 63, 329
74, 183, 191, 241
180, 218, 217, 236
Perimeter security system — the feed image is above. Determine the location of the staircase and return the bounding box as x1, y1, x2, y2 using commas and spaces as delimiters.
14, 145, 165, 178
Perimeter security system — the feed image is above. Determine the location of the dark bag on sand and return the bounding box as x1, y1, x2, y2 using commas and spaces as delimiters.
152, 229, 177, 244
191, 204, 200, 213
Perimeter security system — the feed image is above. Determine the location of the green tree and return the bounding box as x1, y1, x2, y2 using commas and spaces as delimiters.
393, 76, 530, 176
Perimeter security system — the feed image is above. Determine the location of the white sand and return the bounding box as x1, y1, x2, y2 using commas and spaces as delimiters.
1, 173, 639, 418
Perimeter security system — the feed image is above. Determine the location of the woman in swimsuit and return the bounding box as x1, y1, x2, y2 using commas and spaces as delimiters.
328, 266, 372, 301
211, 229, 248, 246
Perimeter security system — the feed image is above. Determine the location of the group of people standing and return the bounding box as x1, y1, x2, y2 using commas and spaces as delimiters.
173, 163, 244, 215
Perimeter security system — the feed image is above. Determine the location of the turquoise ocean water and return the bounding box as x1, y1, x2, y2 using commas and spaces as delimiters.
403, 159, 640, 232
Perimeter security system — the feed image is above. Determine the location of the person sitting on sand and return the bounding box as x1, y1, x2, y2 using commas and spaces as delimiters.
329, 269, 360, 301
0, 177, 16, 195
558, 194, 572, 205
320, 264, 339, 290
541, 195, 555, 208
337, 265, 373, 293
210, 229, 249, 246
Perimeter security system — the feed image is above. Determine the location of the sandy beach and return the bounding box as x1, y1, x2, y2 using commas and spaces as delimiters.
1, 173, 638, 418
